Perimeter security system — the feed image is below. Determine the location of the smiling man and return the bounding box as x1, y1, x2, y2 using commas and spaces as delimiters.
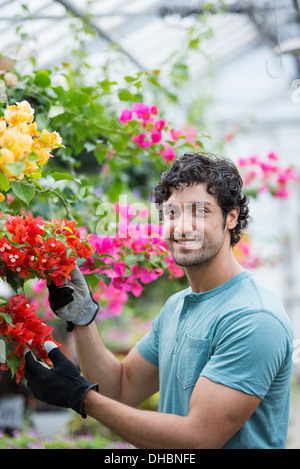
25, 152, 294, 449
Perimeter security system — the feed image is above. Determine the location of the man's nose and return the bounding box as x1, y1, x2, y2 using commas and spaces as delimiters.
174, 213, 196, 238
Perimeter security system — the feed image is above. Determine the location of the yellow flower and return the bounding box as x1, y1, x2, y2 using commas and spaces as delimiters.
34, 148, 52, 165
0, 192, 5, 202
41, 129, 62, 147
4, 100, 34, 125
0, 120, 6, 134
0, 100, 62, 185
28, 122, 38, 136
0, 148, 15, 164
0, 164, 16, 180
0, 128, 33, 161
24, 161, 38, 174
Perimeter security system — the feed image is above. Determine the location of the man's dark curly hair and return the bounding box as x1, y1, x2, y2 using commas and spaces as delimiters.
151, 152, 250, 246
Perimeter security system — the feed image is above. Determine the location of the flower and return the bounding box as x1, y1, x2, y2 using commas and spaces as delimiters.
131, 133, 152, 148
233, 237, 260, 269
154, 119, 166, 131
119, 109, 133, 124
0, 293, 60, 382
132, 103, 151, 120
0, 212, 95, 286
4, 101, 34, 125
0, 100, 62, 185
159, 144, 176, 163
237, 153, 299, 199
150, 130, 162, 143
119, 102, 201, 164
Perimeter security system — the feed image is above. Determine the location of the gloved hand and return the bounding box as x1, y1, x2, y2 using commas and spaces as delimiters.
47, 265, 99, 331
24, 341, 98, 418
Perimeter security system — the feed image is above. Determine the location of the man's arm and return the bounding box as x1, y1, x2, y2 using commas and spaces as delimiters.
83, 375, 261, 449
24, 343, 261, 449
74, 323, 159, 406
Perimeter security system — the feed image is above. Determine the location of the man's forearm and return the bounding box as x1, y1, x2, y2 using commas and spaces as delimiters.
83, 390, 201, 449
74, 322, 123, 401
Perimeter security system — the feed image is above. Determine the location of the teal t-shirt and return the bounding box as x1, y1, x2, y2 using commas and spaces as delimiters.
136, 271, 294, 449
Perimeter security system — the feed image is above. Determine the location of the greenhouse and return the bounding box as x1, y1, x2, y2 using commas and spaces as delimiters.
0, 0, 300, 450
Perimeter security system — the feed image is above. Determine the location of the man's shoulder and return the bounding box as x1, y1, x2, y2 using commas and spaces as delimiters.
223, 272, 294, 342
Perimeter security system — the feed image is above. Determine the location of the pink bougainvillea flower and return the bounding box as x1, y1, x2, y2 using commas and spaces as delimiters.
151, 130, 162, 143
268, 152, 278, 160
273, 187, 290, 198
150, 105, 158, 115
159, 144, 176, 163
131, 133, 152, 148
277, 168, 297, 184
237, 152, 299, 199
154, 119, 166, 132
119, 109, 133, 124
132, 103, 151, 120
169, 128, 183, 141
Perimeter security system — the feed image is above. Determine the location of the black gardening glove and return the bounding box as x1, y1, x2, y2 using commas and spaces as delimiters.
47, 265, 99, 331
24, 341, 98, 418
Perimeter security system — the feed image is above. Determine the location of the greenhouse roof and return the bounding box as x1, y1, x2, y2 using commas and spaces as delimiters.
1, 0, 300, 79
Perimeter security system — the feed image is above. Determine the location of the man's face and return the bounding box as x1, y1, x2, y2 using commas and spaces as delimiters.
161, 183, 232, 268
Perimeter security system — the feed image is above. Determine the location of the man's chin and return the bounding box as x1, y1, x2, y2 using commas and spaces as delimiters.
169, 251, 206, 268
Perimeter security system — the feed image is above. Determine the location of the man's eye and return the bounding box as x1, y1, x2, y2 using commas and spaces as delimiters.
196, 208, 205, 215
165, 209, 179, 218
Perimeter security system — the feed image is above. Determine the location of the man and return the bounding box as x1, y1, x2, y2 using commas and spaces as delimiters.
25, 152, 294, 449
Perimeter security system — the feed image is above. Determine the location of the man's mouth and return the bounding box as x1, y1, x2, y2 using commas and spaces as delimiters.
174, 238, 201, 246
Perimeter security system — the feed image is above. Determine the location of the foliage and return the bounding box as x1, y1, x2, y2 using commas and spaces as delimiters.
0, 429, 131, 449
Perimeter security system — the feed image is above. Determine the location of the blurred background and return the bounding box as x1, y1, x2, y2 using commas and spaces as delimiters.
0, 0, 300, 449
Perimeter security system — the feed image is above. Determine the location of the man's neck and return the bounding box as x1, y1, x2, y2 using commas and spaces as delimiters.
184, 250, 244, 293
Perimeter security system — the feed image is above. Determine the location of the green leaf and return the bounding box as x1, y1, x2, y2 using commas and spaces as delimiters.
118, 89, 136, 102
5, 162, 26, 177
5, 268, 25, 292
10, 181, 36, 205
34, 70, 51, 88
6, 354, 22, 378
0, 312, 13, 326
51, 171, 80, 182
0, 171, 10, 191
124, 254, 137, 266
189, 38, 200, 49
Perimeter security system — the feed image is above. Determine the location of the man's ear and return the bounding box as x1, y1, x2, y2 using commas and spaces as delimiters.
227, 207, 240, 230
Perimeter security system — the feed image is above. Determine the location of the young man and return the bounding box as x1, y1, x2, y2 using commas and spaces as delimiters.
25, 152, 294, 449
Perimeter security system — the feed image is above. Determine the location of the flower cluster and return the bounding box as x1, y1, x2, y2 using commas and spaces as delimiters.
80, 203, 184, 318
0, 100, 63, 200
0, 293, 60, 383
237, 152, 299, 198
0, 212, 95, 287
233, 237, 261, 269
119, 102, 199, 164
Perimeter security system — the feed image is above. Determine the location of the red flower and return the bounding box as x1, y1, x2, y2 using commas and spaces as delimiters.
0, 293, 61, 382
0, 212, 95, 286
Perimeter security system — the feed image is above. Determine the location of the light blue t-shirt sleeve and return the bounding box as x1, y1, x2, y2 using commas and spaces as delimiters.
200, 311, 292, 399
136, 314, 161, 367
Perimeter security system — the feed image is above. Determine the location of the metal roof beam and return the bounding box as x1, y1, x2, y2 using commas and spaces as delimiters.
54, 0, 145, 71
